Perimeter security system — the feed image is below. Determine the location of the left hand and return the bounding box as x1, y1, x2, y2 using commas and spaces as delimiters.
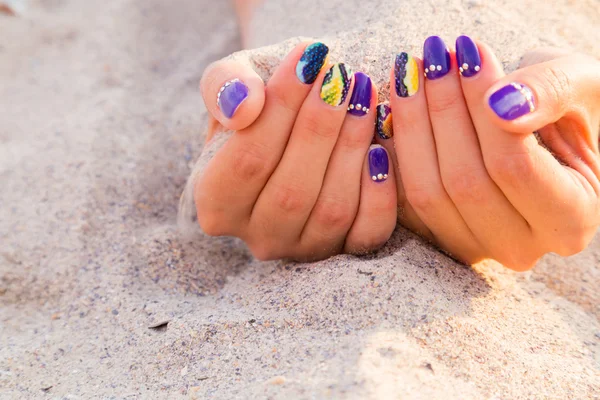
386, 36, 600, 271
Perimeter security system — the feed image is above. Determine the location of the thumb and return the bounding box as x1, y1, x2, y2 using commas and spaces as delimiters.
484, 53, 600, 135
200, 59, 265, 132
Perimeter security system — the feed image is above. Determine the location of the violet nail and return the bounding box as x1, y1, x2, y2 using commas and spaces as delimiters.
347, 72, 372, 116
423, 36, 451, 80
217, 78, 249, 118
369, 145, 389, 183
456, 35, 481, 77
488, 82, 536, 120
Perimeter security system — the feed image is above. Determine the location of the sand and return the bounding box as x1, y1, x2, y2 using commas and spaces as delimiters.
1, 0, 599, 398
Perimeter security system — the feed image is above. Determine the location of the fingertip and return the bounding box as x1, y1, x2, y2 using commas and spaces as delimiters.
200, 59, 265, 131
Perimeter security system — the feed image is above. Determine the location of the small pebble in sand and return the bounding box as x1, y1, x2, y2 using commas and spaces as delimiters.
268, 376, 286, 385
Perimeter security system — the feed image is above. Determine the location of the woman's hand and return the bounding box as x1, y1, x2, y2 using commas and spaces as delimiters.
389, 36, 600, 271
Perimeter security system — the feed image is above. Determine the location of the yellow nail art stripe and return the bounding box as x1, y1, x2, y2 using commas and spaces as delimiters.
395, 52, 419, 97
404, 56, 419, 96
320, 63, 352, 106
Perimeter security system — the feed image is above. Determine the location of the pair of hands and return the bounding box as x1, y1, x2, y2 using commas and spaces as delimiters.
193, 38, 600, 271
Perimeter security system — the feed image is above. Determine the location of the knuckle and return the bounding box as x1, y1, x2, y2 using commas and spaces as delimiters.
404, 182, 445, 214
248, 242, 280, 262
442, 166, 489, 204
541, 65, 573, 114
312, 196, 356, 232
336, 128, 370, 152
231, 143, 268, 183
485, 150, 535, 185
267, 86, 297, 117
272, 182, 309, 214
300, 114, 339, 141
196, 212, 225, 236
348, 229, 392, 255
427, 91, 464, 116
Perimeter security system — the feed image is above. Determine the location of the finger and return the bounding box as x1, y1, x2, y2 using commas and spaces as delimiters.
250, 63, 355, 254
344, 145, 397, 254
299, 72, 377, 260
391, 50, 484, 264
421, 35, 533, 269
471, 42, 598, 256
200, 59, 265, 133
374, 103, 433, 240
196, 42, 329, 236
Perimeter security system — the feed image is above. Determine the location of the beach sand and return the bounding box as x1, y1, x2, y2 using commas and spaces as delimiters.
1, 0, 599, 398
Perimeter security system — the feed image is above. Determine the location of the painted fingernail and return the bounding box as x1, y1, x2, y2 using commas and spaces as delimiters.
456, 35, 481, 77
394, 52, 419, 97
347, 72, 372, 116
217, 78, 249, 119
376, 104, 393, 139
369, 145, 389, 183
488, 82, 536, 120
296, 42, 329, 84
321, 63, 352, 106
423, 36, 451, 80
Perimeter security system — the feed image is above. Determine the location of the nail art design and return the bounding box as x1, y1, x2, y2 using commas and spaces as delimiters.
455, 35, 481, 77
296, 42, 329, 84
488, 82, 536, 120
347, 72, 372, 116
217, 78, 249, 119
423, 36, 451, 80
394, 52, 419, 97
376, 104, 393, 139
369, 145, 389, 182
320, 63, 352, 106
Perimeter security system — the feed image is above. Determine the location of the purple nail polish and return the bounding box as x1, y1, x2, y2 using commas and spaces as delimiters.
488, 82, 536, 120
456, 35, 481, 78
217, 78, 249, 118
347, 72, 372, 116
423, 36, 451, 80
369, 145, 389, 183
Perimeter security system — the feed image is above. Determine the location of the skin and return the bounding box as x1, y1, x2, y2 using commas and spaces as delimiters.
196, 43, 397, 261
390, 44, 600, 271
196, 40, 600, 270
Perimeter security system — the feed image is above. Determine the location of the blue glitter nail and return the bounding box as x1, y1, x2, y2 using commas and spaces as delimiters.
296, 42, 329, 84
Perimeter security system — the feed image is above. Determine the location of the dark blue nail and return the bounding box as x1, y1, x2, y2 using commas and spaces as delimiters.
347, 72, 372, 116
296, 42, 329, 84
423, 36, 451, 80
369, 145, 389, 183
488, 82, 536, 120
217, 78, 249, 118
456, 35, 481, 78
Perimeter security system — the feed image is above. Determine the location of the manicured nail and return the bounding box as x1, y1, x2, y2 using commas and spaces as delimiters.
456, 35, 481, 77
423, 36, 451, 80
320, 63, 352, 106
394, 52, 419, 97
296, 42, 329, 84
488, 82, 536, 120
217, 78, 249, 119
376, 104, 393, 139
347, 72, 372, 116
369, 145, 389, 183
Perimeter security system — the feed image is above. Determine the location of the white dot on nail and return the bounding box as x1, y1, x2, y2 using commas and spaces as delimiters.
462, 63, 469, 70
377, 173, 383, 180
459, 67, 464, 73
372, 176, 377, 181
436, 65, 442, 71
424, 68, 429, 73
429, 64, 435, 71
474, 65, 480, 71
